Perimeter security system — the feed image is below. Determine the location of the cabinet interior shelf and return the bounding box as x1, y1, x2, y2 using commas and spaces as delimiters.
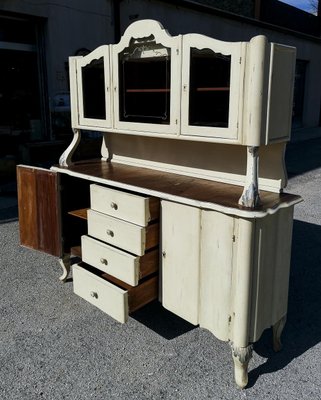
68, 208, 88, 220
126, 88, 170, 93
195, 87, 230, 92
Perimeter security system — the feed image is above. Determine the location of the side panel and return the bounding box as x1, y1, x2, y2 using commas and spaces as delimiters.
266, 44, 296, 144
17, 165, 61, 257
249, 207, 294, 342
161, 200, 200, 325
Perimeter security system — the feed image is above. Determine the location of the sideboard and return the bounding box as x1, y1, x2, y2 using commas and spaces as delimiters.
17, 20, 302, 388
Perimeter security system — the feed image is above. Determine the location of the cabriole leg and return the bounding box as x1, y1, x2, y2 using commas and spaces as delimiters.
58, 254, 71, 283
230, 342, 253, 389
273, 315, 287, 352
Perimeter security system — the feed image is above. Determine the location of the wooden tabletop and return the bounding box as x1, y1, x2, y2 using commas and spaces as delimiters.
52, 160, 302, 218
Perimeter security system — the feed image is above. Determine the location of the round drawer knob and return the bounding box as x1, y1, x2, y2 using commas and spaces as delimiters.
106, 229, 114, 237
100, 258, 108, 265
110, 202, 118, 210
90, 291, 98, 299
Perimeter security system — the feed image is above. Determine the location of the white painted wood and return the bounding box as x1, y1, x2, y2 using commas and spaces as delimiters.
266, 43, 296, 144
230, 218, 255, 348
161, 200, 201, 325
76, 45, 112, 128
181, 34, 244, 140
199, 205, 295, 347
249, 207, 294, 342
59, 128, 81, 166
81, 235, 140, 286
199, 210, 235, 341
87, 209, 146, 256
68, 56, 82, 129
242, 35, 270, 146
72, 263, 128, 323
90, 184, 153, 226
112, 19, 181, 135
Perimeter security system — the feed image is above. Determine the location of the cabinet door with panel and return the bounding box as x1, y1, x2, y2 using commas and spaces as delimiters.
112, 19, 181, 135
17, 165, 62, 257
74, 45, 112, 129
181, 34, 244, 142
161, 200, 201, 325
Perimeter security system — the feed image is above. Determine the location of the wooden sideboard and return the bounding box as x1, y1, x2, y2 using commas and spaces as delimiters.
17, 20, 302, 389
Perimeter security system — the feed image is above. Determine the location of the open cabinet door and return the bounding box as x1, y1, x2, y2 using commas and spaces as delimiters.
17, 165, 62, 257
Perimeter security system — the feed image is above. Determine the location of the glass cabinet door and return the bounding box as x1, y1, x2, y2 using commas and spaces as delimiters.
181, 35, 243, 141
76, 46, 112, 129
112, 20, 181, 135
118, 43, 171, 125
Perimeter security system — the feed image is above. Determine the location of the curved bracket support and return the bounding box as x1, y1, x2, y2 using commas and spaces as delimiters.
58, 254, 71, 283
239, 146, 261, 209
59, 128, 81, 167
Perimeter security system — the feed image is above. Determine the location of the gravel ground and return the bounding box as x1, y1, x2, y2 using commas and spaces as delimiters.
0, 138, 321, 399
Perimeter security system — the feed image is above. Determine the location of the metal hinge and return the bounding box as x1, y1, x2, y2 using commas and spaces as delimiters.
232, 235, 236, 243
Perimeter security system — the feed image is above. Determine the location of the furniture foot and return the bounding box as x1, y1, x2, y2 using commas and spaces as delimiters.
58, 254, 71, 283
273, 315, 287, 352
230, 342, 253, 389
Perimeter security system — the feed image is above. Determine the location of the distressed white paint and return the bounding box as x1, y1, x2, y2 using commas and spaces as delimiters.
81, 235, 140, 286
161, 200, 201, 325
87, 209, 147, 256
73, 263, 129, 324
90, 184, 152, 226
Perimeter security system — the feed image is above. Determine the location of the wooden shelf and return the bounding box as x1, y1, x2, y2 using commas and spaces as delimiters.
70, 245, 82, 257
68, 208, 88, 220
126, 88, 170, 93
196, 87, 229, 92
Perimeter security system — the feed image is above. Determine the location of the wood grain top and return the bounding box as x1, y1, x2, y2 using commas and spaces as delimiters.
52, 160, 302, 217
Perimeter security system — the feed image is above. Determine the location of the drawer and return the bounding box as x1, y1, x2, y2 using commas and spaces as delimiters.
90, 184, 159, 226
81, 235, 159, 286
87, 209, 159, 256
72, 263, 158, 323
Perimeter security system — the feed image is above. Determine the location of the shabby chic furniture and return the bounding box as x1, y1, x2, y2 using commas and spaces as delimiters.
17, 20, 301, 389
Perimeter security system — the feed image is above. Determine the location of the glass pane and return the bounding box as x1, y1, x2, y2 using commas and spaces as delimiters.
119, 37, 171, 124
0, 17, 36, 45
82, 57, 106, 119
189, 48, 231, 128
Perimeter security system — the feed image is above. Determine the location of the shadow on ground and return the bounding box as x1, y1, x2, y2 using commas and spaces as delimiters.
248, 219, 321, 387
285, 137, 321, 177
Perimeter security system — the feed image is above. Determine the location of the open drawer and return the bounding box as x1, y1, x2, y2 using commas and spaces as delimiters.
87, 209, 159, 256
81, 235, 159, 286
72, 263, 158, 323
90, 184, 160, 226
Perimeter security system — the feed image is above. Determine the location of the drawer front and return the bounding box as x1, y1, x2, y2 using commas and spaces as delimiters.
73, 263, 158, 323
81, 235, 139, 285
72, 263, 129, 323
87, 209, 159, 256
90, 184, 159, 226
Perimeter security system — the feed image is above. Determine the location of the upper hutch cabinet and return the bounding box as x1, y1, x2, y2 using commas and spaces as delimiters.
112, 19, 181, 135
72, 45, 112, 129
68, 20, 296, 146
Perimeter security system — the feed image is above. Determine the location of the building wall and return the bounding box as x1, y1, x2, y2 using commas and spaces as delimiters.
0, 0, 114, 97
0, 0, 320, 131
119, 0, 321, 129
